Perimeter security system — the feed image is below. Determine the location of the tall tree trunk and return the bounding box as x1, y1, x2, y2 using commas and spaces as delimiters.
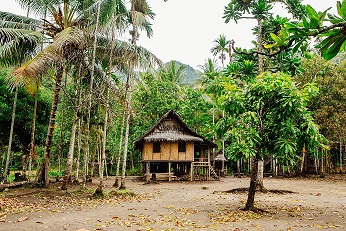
58, 75, 66, 178
84, 0, 101, 187
257, 18, 264, 73
61, 104, 78, 190
3, 85, 18, 182
27, 83, 39, 181
113, 110, 125, 187
76, 114, 82, 181
119, 86, 132, 190
95, 88, 109, 194
75, 67, 83, 182
245, 153, 259, 210
38, 67, 63, 187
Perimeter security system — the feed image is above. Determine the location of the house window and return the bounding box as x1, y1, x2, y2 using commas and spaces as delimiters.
153, 142, 161, 153
178, 142, 186, 152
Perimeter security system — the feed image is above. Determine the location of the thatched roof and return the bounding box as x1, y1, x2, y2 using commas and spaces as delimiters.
134, 110, 217, 150
212, 150, 227, 161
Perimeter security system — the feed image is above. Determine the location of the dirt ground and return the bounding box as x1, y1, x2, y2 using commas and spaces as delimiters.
1, 175, 346, 231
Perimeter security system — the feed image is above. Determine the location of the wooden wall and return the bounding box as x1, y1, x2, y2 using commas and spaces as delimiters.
142, 141, 194, 161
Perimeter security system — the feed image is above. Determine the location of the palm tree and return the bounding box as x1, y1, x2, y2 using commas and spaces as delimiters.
6, 0, 160, 188
211, 34, 230, 68
160, 61, 186, 86
0, 11, 44, 181
119, 0, 157, 190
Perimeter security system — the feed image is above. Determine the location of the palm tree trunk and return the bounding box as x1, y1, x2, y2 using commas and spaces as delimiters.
119, 85, 132, 189
257, 18, 264, 73
113, 110, 125, 187
40, 66, 63, 187
25, 83, 39, 181
58, 83, 66, 178
76, 114, 82, 181
84, 0, 101, 187
75, 67, 83, 182
3, 85, 18, 182
95, 88, 109, 194
61, 104, 78, 190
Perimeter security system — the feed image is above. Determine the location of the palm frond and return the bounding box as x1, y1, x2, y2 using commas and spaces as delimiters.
14, 0, 60, 18
0, 28, 45, 66
10, 26, 85, 86
0, 11, 41, 30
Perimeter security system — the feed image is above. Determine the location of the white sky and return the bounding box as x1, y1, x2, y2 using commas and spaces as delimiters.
0, 0, 339, 69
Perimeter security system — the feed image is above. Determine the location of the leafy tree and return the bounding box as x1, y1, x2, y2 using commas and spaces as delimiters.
297, 55, 346, 147
221, 72, 325, 210
269, 0, 346, 60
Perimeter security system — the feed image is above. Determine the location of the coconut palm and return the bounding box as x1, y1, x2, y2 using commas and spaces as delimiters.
118, 0, 156, 190
211, 34, 230, 68
0, 11, 44, 181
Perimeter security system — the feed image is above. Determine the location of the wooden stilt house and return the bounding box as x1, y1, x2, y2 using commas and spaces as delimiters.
134, 110, 218, 182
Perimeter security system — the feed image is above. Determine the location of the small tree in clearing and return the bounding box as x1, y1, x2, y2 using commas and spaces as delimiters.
222, 71, 327, 210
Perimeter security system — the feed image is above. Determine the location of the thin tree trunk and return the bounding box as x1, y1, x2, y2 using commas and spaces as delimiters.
38, 67, 63, 187
76, 115, 82, 181
95, 88, 109, 194
245, 154, 259, 210
237, 159, 240, 175
58, 74, 66, 178
273, 158, 278, 177
27, 83, 39, 181
75, 68, 83, 182
113, 110, 125, 187
321, 149, 324, 175
257, 18, 264, 73
300, 144, 306, 175
340, 141, 343, 174
61, 105, 78, 190
119, 86, 132, 190
84, 0, 101, 188
3, 85, 18, 181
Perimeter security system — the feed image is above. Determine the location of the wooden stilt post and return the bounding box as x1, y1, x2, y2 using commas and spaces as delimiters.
168, 162, 171, 181
146, 161, 150, 182
190, 162, 193, 181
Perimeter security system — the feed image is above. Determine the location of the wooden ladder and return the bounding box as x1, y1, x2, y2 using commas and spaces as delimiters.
210, 165, 219, 181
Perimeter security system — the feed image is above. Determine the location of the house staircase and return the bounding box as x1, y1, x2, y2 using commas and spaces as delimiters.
192, 161, 219, 181
210, 165, 220, 180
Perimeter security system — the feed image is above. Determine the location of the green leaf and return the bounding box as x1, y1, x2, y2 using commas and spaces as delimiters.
327, 13, 344, 24
337, 0, 346, 20
306, 5, 318, 18
270, 32, 282, 44
323, 34, 346, 60
302, 16, 309, 29
264, 43, 277, 49
309, 17, 320, 29
292, 40, 303, 53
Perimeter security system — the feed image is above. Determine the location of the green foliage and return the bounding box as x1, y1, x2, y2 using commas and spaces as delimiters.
131, 70, 213, 148
219, 72, 326, 165
271, 1, 346, 60
0, 69, 50, 153
296, 55, 346, 143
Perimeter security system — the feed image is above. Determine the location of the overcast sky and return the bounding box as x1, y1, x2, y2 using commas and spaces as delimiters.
0, 0, 339, 69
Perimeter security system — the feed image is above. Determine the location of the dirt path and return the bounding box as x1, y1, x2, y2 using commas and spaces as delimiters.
1, 176, 346, 231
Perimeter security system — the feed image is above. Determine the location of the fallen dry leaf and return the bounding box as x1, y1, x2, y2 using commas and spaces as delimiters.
17, 216, 29, 222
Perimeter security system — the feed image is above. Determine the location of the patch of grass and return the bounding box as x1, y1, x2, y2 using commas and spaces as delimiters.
109, 189, 136, 197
